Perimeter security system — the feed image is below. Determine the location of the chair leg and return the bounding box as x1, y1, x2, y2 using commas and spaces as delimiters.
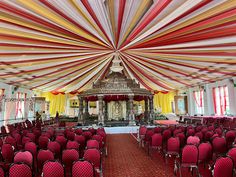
196, 167, 201, 177
179, 167, 182, 177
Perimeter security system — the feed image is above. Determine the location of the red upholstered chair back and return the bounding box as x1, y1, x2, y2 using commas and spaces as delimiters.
226, 131, 236, 146
187, 136, 200, 146
213, 157, 234, 177
153, 127, 162, 134
66, 131, 75, 141
62, 149, 79, 172
55, 135, 67, 149
139, 126, 147, 136
88, 128, 96, 135
24, 142, 37, 159
175, 133, 186, 147
22, 137, 31, 146
74, 135, 85, 147
5, 136, 17, 149
75, 128, 83, 135
66, 141, 79, 150
47, 141, 61, 158
9, 163, 32, 177
38, 136, 49, 149
182, 145, 198, 165
0, 166, 4, 177
198, 142, 212, 163
205, 131, 214, 141
72, 161, 94, 177
87, 140, 99, 150
187, 128, 195, 137
14, 151, 33, 167
92, 135, 103, 148
42, 161, 64, 177
194, 132, 203, 141
1, 143, 14, 163
151, 133, 162, 147
26, 133, 35, 142
162, 129, 171, 142
82, 131, 92, 141
84, 149, 101, 169
227, 147, 236, 168
212, 137, 227, 154
167, 137, 180, 154
37, 149, 54, 173
173, 129, 182, 136
214, 128, 223, 136
0, 138, 3, 148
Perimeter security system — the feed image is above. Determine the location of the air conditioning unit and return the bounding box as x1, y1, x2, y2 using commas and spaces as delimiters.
70, 99, 79, 108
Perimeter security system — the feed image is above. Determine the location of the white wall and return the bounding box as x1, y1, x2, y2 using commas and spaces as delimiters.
185, 78, 236, 116
0, 82, 33, 126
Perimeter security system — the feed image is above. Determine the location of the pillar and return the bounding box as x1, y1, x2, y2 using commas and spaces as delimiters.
144, 97, 149, 121
104, 101, 108, 121
126, 99, 129, 120
78, 97, 84, 121
84, 99, 89, 119
128, 95, 135, 125
98, 95, 104, 125
149, 95, 154, 123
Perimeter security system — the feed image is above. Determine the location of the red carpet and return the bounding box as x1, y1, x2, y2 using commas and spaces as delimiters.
103, 134, 173, 177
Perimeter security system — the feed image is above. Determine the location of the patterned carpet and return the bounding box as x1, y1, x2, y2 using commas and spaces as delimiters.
103, 134, 174, 177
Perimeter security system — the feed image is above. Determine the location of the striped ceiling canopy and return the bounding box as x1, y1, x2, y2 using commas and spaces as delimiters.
0, 0, 236, 93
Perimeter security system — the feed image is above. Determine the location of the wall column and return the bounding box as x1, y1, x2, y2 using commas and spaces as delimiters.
144, 97, 149, 121
98, 95, 104, 125
128, 95, 135, 125
149, 95, 154, 123
78, 97, 84, 121
84, 99, 89, 119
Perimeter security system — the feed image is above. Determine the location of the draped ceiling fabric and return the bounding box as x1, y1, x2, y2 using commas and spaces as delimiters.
0, 0, 236, 94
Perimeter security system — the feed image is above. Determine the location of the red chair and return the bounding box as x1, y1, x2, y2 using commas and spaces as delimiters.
227, 147, 236, 169
26, 133, 35, 142
66, 141, 79, 150
212, 137, 227, 157
214, 128, 223, 136
175, 133, 185, 148
74, 135, 86, 157
14, 151, 33, 168
55, 135, 67, 150
0, 166, 4, 177
165, 137, 180, 164
212, 156, 234, 177
42, 160, 64, 177
1, 143, 14, 163
198, 142, 212, 167
66, 131, 75, 141
24, 142, 37, 164
139, 126, 147, 147
187, 128, 195, 137
75, 128, 83, 135
187, 136, 200, 146
92, 135, 103, 149
62, 149, 79, 173
88, 128, 96, 135
38, 136, 49, 149
153, 127, 162, 134
5, 136, 17, 149
22, 136, 32, 146
87, 140, 99, 150
195, 132, 203, 142
162, 129, 171, 142
72, 160, 94, 177
37, 149, 54, 174
175, 145, 200, 177
149, 133, 162, 156
0, 138, 3, 148
226, 130, 235, 148
82, 131, 92, 141
205, 131, 214, 141
84, 149, 101, 176
47, 141, 61, 158
9, 163, 32, 177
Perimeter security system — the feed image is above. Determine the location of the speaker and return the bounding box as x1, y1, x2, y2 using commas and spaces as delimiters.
70, 99, 79, 108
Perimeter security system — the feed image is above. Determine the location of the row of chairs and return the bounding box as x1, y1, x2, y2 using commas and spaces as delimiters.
139, 124, 236, 177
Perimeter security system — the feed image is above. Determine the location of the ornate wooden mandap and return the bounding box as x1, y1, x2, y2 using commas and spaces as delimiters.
77, 54, 154, 126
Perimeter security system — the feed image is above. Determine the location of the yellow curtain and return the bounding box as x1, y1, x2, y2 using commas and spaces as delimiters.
40, 92, 66, 116
154, 91, 176, 113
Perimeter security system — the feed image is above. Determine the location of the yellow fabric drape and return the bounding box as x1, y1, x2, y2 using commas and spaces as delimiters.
154, 92, 176, 113
40, 92, 66, 117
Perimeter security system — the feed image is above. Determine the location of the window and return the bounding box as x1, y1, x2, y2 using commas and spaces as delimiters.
213, 86, 229, 115
15, 92, 27, 119
193, 90, 204, 115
